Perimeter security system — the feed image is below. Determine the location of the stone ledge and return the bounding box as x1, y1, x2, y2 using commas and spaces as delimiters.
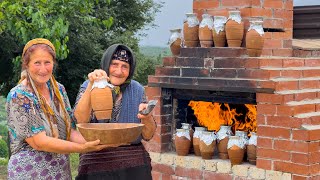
148, 77, 274, 94
149, 152, 292, 180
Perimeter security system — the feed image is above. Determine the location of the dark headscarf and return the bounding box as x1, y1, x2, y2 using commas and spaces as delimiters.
100, 44, 136, 93
101, 44, 136, 80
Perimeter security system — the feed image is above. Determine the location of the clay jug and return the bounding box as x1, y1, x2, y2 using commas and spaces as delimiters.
235, 130, 249, 145
235, 130, 249, 161
174, 128, 191, 156
181, 123, 194, 152
199, 13, 214, 47
181, 123, 194, 140
216, 125, 233, 159
247, 132, 257, 165
227, 136, 246, 165
91, 79, 114, 120
199, 131, 216, 160
168, 28, 182, 56
246, 20, 264, 57
193, 127, 206, 156
225, 11, 244, 47
212, 16, 227, 47
183, 13, 199, 47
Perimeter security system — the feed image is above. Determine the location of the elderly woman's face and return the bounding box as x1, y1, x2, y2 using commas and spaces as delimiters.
27, 48, 54, 86
108, 59, 130, 86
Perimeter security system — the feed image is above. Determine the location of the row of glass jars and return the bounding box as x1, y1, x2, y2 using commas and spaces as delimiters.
169, 11, 264, 57
174, 123, 257, 165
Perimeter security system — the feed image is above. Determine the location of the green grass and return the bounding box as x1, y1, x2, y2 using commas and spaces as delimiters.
139, 46, 170, 58
0, 158, 8, 179
70, 153, 79, 179
0, 165, 7, 179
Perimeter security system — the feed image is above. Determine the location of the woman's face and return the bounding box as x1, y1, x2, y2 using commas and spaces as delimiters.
27, 48, 54, 86
108, 60, 130, 86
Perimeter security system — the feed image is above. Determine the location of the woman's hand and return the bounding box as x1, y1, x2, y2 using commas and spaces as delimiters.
87, 69, 109, 84
25, 132, 119, 154
137, 103, 156, 141
137, 103, 151, 119
80, 140, 108, 153
81, 140, 128, 153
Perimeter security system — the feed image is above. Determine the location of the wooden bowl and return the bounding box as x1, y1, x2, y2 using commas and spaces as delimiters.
77, 123, 144, 144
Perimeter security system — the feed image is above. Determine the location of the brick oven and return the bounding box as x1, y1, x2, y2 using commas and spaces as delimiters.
143, 0, 320, 179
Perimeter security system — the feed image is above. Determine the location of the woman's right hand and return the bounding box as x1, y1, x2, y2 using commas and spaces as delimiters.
81, 139, 128, 153
87, 69, 109, 84
80, 140, 105, 153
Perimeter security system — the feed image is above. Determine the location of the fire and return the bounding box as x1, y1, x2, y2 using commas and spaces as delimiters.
245, 104, 257, 133
188, 101, 257, 133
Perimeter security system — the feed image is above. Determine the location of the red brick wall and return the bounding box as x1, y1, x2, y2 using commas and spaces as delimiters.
254, 58, 320, 177
146, 54, 320, 178
146, 2, 320, 176
193, 0, 293, 56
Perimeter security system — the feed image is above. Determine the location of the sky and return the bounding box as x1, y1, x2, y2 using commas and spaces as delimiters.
139, 0, 320, 47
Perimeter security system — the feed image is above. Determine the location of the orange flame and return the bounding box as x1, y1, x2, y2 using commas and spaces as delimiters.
245, 104, 257, 133
188, 101, 257, 133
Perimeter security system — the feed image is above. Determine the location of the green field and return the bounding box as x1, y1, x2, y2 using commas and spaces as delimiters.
139, 46, 170, 58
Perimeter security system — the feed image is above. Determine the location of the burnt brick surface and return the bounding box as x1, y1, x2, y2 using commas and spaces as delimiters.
176, 57, 204, 67
214, 58, 248, 68
180, 47, 247, 57
162, 57, 176, 66
169, 77, 196, 85
155, 67, 180, 76
237, 69, 270, 80
181, 68, 210, 77
210, 69, 237, 78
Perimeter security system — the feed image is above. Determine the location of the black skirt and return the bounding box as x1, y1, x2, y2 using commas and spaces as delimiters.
76, 143, 152, 180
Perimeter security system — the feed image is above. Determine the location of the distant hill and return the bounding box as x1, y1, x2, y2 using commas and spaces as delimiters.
139, 46, 171, 58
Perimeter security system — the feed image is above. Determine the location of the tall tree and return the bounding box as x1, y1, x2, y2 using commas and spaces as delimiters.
56, 0, 161, 103
0, 0, 161, 104
0, 0, 112, 96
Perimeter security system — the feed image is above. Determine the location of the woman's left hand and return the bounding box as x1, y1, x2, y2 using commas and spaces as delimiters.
137, 102, 156, 140
137, 103, 151, 119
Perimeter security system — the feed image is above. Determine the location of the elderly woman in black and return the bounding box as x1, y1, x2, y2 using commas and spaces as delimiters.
73, 44, 156, 180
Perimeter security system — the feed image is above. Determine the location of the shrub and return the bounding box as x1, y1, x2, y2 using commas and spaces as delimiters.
0, 124, 8, 141
0, 139, 8, 158
0, 157, 8, 166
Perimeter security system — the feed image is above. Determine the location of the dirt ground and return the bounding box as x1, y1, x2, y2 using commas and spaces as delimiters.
0, 166, 7, 180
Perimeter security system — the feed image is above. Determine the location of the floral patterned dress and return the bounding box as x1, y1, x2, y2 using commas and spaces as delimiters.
6, 82, 75, 180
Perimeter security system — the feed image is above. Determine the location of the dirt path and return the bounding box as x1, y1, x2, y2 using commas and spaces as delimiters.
0, 166, 7, 180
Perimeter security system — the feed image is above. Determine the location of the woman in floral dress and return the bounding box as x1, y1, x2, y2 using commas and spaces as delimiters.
6, 38, 108, 180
